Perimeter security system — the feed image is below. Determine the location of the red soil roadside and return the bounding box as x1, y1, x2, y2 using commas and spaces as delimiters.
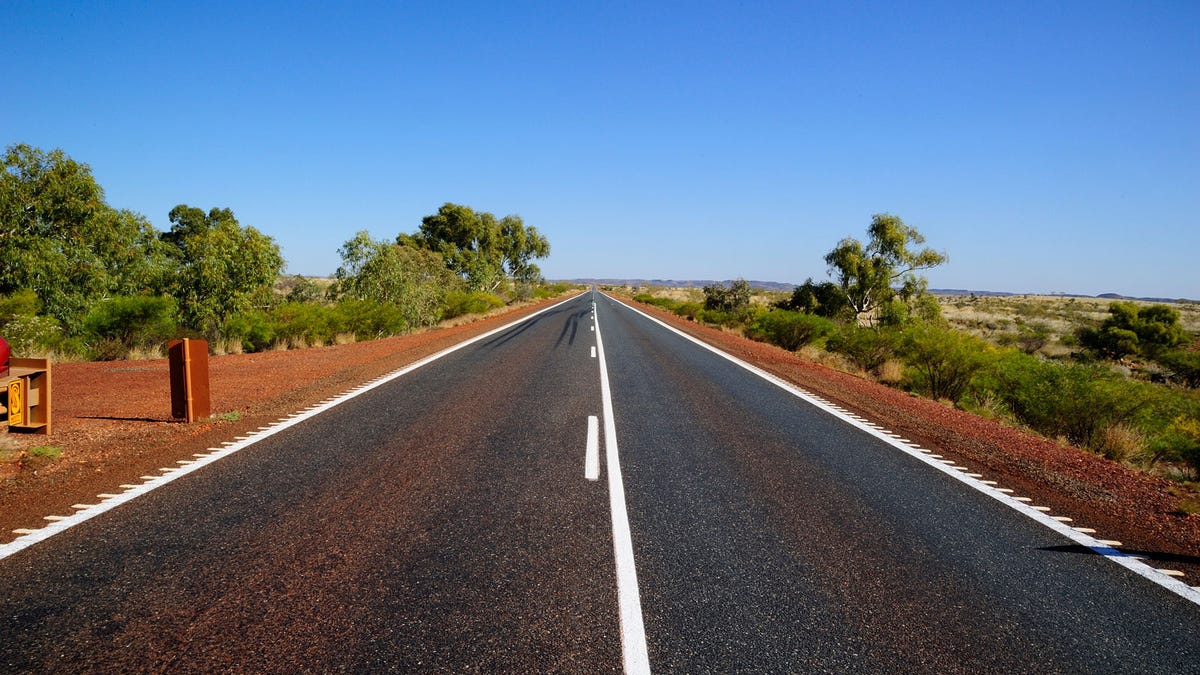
2, 292, 1197, 581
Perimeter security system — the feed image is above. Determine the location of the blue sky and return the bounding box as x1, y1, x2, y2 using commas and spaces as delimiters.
4, 1, 1197, 297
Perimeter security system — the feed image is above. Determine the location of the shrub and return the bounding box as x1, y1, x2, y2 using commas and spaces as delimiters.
335, 300, 410, 340
746, 310, 836, 351
827, 325, 898, 374
284, 275, 327, 304
1149, 416, 1200, 476
533, 282, 572, 299
1158, 350, 1200, 388
703, 279, 751, 313
1, 314, 65, 357
221, 310, 275, 353
82, 295, 178, 359
779, 278, 851, 319
1078, 301, 1189, 358
985, 351, 1150, 448
0, 290, 41, 327
270, 302, 341, 348
898, 323, 991, 403
443, 291, 505, 319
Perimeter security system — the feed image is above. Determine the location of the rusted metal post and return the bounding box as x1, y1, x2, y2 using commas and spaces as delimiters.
169, 339, 210, 423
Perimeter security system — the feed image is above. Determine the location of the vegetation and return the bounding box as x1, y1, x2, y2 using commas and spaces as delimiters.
0, 142, 566, 361
627, 214, 1200, 485
823, 213, 947, 323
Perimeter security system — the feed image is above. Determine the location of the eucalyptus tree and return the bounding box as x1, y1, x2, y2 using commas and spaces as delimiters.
335, 230, 459, 329
0, 143, 171, 332
824, 213, 946, 324
408, 203, 550, 291
163, 205, 284, 336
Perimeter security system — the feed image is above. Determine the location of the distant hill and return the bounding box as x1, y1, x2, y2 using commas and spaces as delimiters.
563, 280, 1196, 303
934, 289, 1195, 303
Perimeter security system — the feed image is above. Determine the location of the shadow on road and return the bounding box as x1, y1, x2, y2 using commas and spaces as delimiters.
1039, 544, 1200, 567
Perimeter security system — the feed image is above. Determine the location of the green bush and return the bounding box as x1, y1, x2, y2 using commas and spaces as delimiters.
533, 282, 572, 299
778, 278, 851, 320
335, 300, 410, 340
0, 290, 41, 327
1149, 416, 1200, 475
82, 295, 178, 359
270, 302, 341, 347
1158, 350, 1200, 389
1078, 301, 1189, 358
221, 310, 275, 352
444, 291, 505, 319
827, 325, 898, 374
746, 310, 836, 351
898, 323, 991, 403
984, 351, 1150, 448
703, 279, 751, 313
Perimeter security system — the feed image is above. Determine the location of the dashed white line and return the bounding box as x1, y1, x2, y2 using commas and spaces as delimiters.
585, 415, 600, 481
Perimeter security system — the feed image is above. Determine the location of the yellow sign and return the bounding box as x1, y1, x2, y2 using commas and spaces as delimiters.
7, 379, 23, 427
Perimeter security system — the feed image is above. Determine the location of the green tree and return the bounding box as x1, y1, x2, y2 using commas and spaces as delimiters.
406, 203, 550, 292
0, 144, 171, 332
163, 205, 284, 336
824, 214, 947, 324
335, 231, 461, 329
499, 214, 550, 283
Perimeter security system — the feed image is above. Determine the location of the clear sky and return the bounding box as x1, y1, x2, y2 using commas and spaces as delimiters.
4, 1, 1197, 298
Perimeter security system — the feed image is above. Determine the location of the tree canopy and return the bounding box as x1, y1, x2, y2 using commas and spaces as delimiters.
824, 213, 946, 323
407, 203, 549, 291
335, 230, 460, 328
163, 204, 284, 336
0, 144, 171, 331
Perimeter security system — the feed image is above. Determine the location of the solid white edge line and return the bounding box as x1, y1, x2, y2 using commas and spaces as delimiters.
0, 293, 585, 563
605, 293, 1200, 609
594, 296, 653, 674
585, 415, 600, 481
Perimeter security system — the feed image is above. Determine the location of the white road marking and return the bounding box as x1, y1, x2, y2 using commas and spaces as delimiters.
591, 346, 597, 358
609, 293, 1200, 609
585, 416, 600, 481
0, 294, 585, 562
593, 300, 652, 675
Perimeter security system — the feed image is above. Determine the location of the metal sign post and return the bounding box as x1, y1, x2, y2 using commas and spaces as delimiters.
168, 338, 211, 423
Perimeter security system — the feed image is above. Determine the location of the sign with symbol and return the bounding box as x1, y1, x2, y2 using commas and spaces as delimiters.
7, 379, 23, 427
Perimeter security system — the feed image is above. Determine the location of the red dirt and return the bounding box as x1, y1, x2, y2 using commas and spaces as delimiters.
3, 293, 1198, 580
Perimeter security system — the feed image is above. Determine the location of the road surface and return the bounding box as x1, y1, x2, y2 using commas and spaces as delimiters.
1, 291, 1198, 673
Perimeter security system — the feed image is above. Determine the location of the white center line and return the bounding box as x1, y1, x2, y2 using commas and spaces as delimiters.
594, 297, 652, 674
585, 415, 600, 481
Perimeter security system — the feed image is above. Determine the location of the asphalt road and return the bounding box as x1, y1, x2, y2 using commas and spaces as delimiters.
1, 291, 1198, 673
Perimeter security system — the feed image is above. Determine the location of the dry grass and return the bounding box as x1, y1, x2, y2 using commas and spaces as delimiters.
1095, 423, 1147, 463
937, 294, 1200, 356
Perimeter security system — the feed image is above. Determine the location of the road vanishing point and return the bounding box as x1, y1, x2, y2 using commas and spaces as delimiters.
2, 291, 1199, 672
